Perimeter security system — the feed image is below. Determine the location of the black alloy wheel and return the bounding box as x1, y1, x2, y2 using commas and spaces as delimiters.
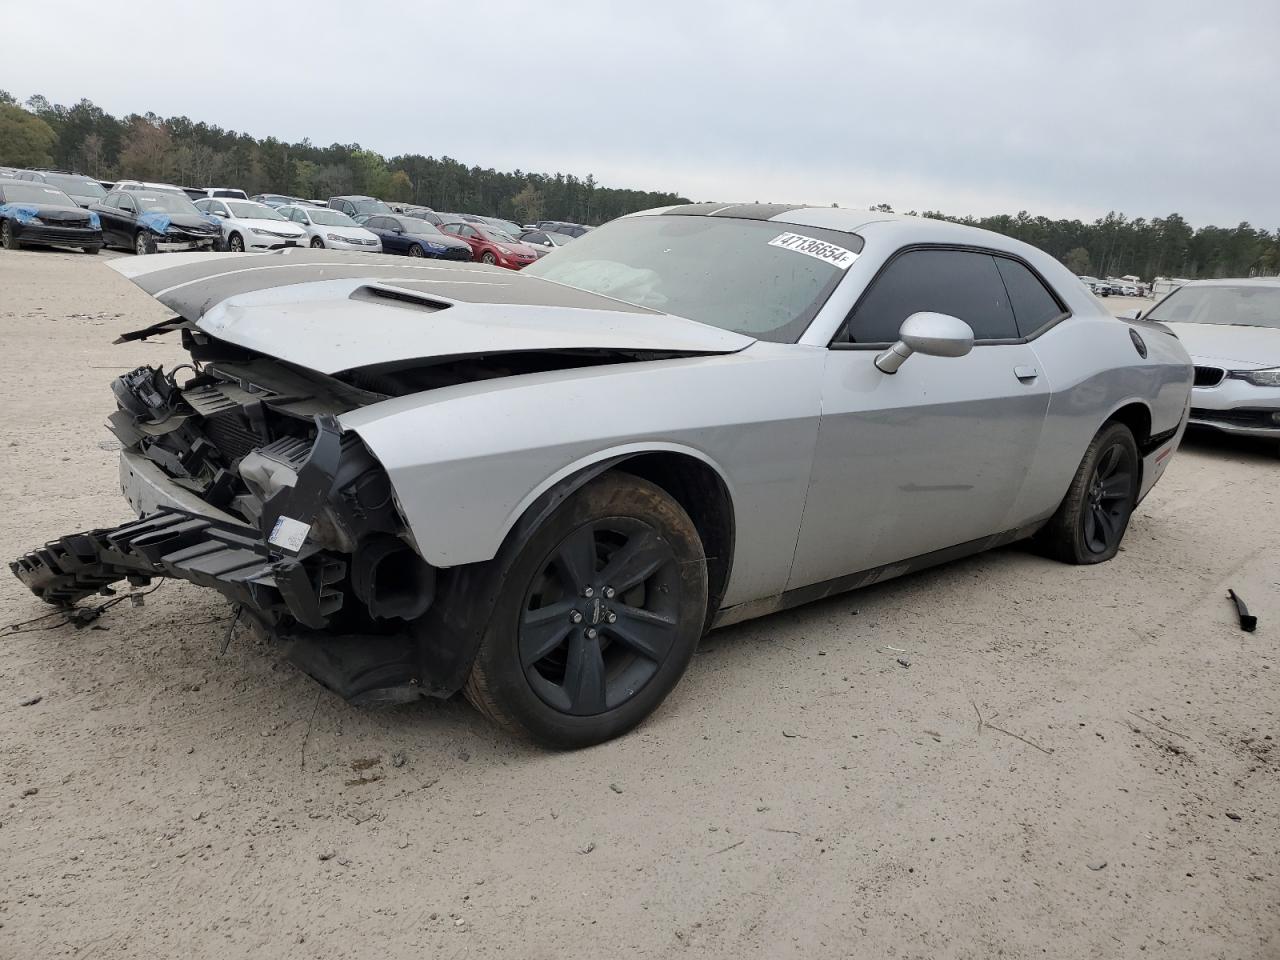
1039, 422, 1139, 564
1082, 442, 1135, 555
463, 472, 707, 748
519, 518, 681, 716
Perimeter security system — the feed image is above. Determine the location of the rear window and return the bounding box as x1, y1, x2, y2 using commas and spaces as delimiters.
994, 257, 1066, 336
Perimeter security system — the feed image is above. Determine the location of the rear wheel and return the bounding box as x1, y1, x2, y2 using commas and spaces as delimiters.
1, 221, 20, 250
82, 246, 99, 255
1038, 422, 1139, 564
464, 472, 708, 748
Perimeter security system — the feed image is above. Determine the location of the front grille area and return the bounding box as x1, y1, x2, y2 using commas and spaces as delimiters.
444, 247, 472, 260
19, 226, 99, 243
1190, 407, 1280, 429
203, 411, 265, 461
1193, 366, 1225, 387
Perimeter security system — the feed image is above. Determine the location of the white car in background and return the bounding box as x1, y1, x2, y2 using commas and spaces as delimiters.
194, 198, 307, 252
276, 204, 382, 252
1133, 278, 1280, 445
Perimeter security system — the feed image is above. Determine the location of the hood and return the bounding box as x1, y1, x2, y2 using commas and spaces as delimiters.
421, 234, 469, 250
106, 248, 753, 375
240, 217, 306, 234
1162, 320, 1280, 367
1, 201, 92, 222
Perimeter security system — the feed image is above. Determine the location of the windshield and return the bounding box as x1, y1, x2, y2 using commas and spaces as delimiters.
524, 216, 859, 341
352, 198, 391, 216
44, 175, 106, 199
1146, 284, 1280, 330
227, 201, 285, 220
135, 192, 200, 214
309, 208, 358, 227
1, 182, 77, 206
483, 228, 518, 243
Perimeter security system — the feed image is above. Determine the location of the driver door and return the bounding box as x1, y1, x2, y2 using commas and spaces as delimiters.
787, 246, 1053, 590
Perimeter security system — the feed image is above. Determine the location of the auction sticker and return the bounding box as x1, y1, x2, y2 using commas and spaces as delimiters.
268, 516, 311, 553
768, 232, 859, 269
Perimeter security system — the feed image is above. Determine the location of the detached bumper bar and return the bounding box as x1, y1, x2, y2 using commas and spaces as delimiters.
10, 507, 344, 629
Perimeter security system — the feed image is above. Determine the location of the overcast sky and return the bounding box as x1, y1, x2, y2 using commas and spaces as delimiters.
4, 0, 1277, 227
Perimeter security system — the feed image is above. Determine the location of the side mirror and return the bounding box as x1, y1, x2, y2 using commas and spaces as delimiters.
1117, 309, 1142, 320
874, 312, 975, 374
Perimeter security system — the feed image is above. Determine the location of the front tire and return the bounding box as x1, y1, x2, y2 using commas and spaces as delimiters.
1, 221, 20, 250
464, 472, 708, 748
481, 250, 498, 265
228, 233, 244, 253
1038, 422, 1139, 564
82, 246, 100, 255
134, 231, 155, 255
310, 236, 325, 248
408, 243, 425, 257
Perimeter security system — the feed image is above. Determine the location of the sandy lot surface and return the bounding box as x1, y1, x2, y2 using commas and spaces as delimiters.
1, 251, 1276, 959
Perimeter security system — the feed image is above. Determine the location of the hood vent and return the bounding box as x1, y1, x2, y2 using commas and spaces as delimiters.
349, 284, 452, 313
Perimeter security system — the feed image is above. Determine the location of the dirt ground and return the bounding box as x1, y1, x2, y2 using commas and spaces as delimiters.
1, 250, 1276, 960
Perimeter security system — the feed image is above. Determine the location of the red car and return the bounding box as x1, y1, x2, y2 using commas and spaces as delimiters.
440, 221, 540, 269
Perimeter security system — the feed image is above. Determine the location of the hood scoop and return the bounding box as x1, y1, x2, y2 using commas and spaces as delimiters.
349, 284, 452, 313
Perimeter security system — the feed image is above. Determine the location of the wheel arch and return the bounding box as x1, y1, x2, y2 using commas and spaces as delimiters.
497, 444, 737, 627
1103, 399, 1153, 451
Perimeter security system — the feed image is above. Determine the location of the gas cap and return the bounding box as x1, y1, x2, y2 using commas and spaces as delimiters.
1129, 328, 1148, 359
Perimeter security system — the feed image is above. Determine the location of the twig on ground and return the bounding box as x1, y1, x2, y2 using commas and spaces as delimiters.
1126, 710, 1190, 741
712, 839, 746, 855
972, 699, 1054, 754
765, 827, 803, 836
300, 691, 322, 770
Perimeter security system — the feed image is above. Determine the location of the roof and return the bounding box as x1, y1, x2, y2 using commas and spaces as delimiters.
1181, 277, 1280, 287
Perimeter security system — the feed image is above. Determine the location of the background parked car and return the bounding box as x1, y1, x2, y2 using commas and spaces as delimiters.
13, 170, 108, 209
529, 219, 593, 238
0, 178, 102, 253
329, 195, 391, 218
195, 198, 307, 251
252, 193, 305, 208
92, 188, 222, 255
277, 204, 382, 251
400, 205, 445, 226
440, 221, 539, 268
475, 215, 525, 237
186, 187, 249, 201
519, 229, 575, 257
113, 180, 189, 196
357, 214, 473, 259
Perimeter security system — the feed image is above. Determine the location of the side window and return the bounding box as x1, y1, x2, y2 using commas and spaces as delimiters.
527, 232, 547, 244
194, 200, 210, 212
844, 248, 1017, 344
119, 195, 136, 213
993, 257, 1066, 336
461, 226, 479, 238
100, 194, 117, 209
442, 223, 459, 234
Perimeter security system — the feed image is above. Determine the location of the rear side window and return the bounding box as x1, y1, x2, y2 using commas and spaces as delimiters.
994, 257, 1065, 336
844, 248, 1018, 343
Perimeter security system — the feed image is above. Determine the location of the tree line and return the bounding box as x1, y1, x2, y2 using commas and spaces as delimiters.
2, 91, 1276, 280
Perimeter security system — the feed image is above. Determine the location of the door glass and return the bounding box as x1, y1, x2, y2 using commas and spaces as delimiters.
845, 249, 1017, 343
994, 257, 1065, 336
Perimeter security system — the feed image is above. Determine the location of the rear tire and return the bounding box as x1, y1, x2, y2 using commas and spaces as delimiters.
464, 472, 708, 748
82, 246, 99, 255
1038, 422, 1139, 564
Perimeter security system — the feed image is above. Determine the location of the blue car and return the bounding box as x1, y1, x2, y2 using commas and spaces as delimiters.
0, 178, 103, 253
356, 214, 473, 259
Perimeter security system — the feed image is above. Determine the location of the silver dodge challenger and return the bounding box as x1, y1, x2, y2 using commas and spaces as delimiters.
11, 205, 1193, 747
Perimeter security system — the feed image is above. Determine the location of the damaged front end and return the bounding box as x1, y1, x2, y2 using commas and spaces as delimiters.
11, 348, 437, 704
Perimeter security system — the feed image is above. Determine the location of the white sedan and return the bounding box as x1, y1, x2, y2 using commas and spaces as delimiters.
195, 198, 307, 252
276, 204, 382, 252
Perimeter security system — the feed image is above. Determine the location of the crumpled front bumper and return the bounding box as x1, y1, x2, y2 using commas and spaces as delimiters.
10, 507, 345, 629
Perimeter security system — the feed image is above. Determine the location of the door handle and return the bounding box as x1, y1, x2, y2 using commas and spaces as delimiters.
1014, 365, 1039, 382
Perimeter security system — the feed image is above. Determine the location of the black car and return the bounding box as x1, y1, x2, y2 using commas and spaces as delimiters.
13, 170, 109, 209
0, 178, 103, 253
92, 189, 222, 255
358, 214, 473, 259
